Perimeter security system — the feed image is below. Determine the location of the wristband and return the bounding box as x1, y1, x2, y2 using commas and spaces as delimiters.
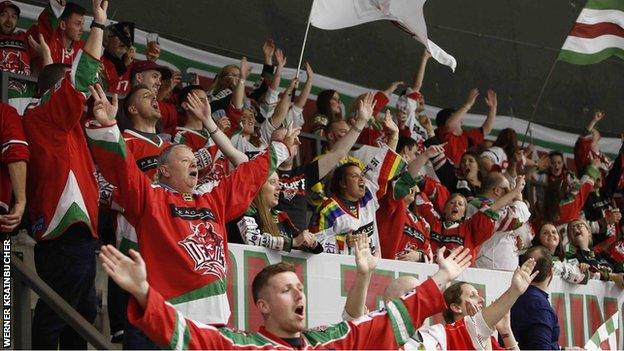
90, 21, 106, 30
352, 125, 363, 133
209, 127, 219, 136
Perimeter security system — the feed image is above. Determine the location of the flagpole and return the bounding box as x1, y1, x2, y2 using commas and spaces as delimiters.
295, 2, 314, 80
520, 58, 558, 147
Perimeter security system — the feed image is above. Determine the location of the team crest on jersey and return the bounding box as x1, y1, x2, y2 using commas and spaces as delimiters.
178, 222, 226, 278
0, 50, 30, 75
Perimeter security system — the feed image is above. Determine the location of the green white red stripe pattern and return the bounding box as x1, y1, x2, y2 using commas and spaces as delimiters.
559, 0, 624, 64
585, 311, 619, 351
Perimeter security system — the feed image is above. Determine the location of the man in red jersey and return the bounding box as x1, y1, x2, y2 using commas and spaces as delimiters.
21, 0, 107, 348
100, 236, 472, 349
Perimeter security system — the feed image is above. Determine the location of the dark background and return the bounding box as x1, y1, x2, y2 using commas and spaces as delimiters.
25, 0, 624, 135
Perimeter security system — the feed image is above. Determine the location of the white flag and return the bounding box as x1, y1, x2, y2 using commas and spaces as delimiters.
310, 0, 457, 71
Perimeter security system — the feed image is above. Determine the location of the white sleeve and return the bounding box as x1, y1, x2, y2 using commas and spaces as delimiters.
259, 88, 280, 119
463, 312, 495, 350
236, 216, 285, 251
285, 105, 304, 129
259, 119, 278, 146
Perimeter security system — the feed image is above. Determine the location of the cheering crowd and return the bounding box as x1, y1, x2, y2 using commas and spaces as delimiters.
1, 0, 623, 349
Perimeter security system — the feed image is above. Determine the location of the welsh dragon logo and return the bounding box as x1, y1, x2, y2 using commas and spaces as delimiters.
178, 222, 226, 278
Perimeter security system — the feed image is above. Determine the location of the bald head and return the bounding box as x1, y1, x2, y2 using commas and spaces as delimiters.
384, 276, 421, 302
480, 171, 510, 199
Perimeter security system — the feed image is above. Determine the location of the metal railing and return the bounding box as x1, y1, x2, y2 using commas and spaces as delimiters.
1, 69, 113, 349
11, 252, 113, 349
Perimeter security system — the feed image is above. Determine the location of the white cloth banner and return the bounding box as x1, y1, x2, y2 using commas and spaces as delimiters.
310, 0, 457, 71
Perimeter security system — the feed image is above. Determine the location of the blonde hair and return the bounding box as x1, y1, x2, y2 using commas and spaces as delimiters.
252, 175, 281, 237
208, 64, 240, 94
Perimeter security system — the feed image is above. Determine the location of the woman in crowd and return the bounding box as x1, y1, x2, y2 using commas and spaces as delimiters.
566, 219, 624, 288
433, 150, 482, 200
416, 176, 524, 265
531, 223, 588, 284
311, 89, 343, 136
230, 171, 322, 253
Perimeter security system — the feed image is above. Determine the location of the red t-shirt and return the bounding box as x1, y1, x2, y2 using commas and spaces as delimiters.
437, 125, 484, 165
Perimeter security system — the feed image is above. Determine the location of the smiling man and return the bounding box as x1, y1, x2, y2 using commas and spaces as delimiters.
99, 236, 472, 349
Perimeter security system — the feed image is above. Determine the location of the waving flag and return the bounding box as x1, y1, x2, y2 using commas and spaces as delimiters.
559, 0, 624, 64
310, 0, 457, 71
585, 311, 619, 351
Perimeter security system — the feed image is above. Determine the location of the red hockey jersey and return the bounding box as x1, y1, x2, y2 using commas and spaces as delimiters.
87, 123, 290, 324
377, 174, 432, 260
127, 277, 446, 350
416, 193, 496, 265
0, 103, 29, 213
0, 31, 34, 75
22, 50, 100, 240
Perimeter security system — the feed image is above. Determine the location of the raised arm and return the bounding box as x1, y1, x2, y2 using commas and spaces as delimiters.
231, 57, 251, 110
83, 0, 107, 60
481, 258, 538, 330
412, 50, 431, 92
430, 246, 472, 290
294, 62, 313, 109
382, 81, 404, 99
100, 245, 233, 349
445, 88, 478, 133
316, 92, 374, 177
185, 91, 248, 166
383, 110, 400, 151
344, 234, 378, 319
268, 77, 298, 128
86, 84, 150, 224
407, 143, 445, 179
269, 49, 286, 91
490, 175, 525, 212
585, 111, 604, 134
482, 89, 497, 136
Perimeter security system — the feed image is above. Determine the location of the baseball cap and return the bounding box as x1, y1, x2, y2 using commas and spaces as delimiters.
131, 60, 172, 80
0, 1, 20, 16
108, 21, 134, 48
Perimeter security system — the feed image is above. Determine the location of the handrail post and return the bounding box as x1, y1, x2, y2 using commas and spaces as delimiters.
12, 251, 31, 350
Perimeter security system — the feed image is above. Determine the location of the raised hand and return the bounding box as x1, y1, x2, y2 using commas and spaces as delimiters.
91, 0, 108, 24
436, 246, 471, 281
593, 110, 605, 122
28, 34, 52, 66
184, 91, 209, 122
356, 92, 376, 122
384, 81, 404, 96
354, 233, 377, 275
304, 62, 314, 81
89, 84, 118, 126
464, 88, 479, 108
424, 143, 446, 158
262, 38, 276, 65
99, 245, 149, 300
282, 124, 302, 156
240, 56, 252, 80
124, 46, 137, 66
512, 175, 526, 195
510, 257, 538, 296
382, 110, 399, 135
485, 89, 497, 109
275, 48, 287, 69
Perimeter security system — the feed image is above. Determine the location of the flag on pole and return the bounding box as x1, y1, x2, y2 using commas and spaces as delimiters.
309, 0, 457, 71
584, 311, 619, 351
559, 0, 624, 64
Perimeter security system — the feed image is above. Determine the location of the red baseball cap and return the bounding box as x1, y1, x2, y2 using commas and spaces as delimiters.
130, 60, 172, 80
0, 1, 20, 16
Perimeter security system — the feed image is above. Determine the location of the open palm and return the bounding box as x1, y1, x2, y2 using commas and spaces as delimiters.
100, 245, 148, 297
437, 246, 471, 281
510, 258, 538, 295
